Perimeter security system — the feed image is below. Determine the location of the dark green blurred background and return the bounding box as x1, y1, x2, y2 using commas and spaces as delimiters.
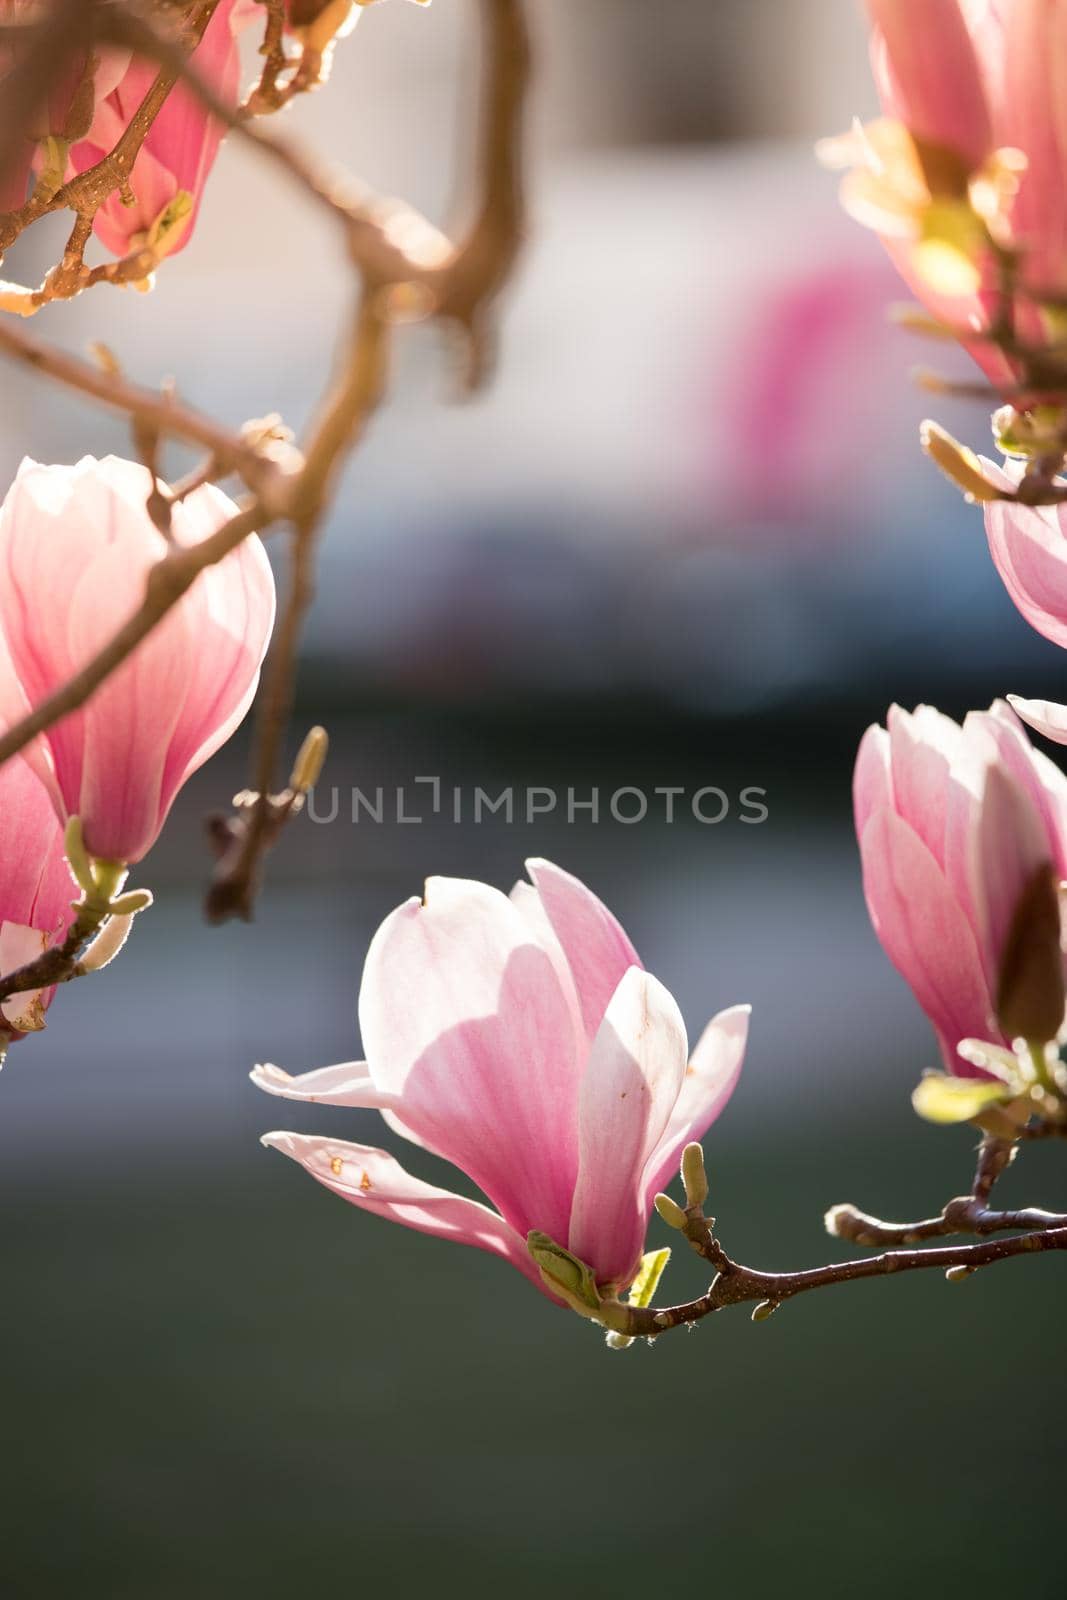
1, 3, 1065, 1595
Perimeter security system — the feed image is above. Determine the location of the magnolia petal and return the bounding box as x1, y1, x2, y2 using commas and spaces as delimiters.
642, 1004, 749, 1206
859, 806, 998, 1066
0, 920, 49, 1032
525, 857, 643, 1043
969, 759, 1052, 999
251, 1059, 396, 1108
868, 0, 992, 169
982, 478, 1067, 651
853, 723, 893, 843
358, 876, 585, 1244
260, 1132, 541, 1287
885, 703, 964, 868
568, 967, 688, 1288
1007, 695, 1067, 747
249, 1060, 437, 1158
965, 700, 1067, 881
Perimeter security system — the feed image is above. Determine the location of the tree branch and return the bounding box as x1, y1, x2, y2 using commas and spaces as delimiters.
0, 319, 287, 498
623, 1226, 1067, 1338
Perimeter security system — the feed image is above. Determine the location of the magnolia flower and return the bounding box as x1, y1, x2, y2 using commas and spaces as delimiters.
255, 860, 748, 1305
0, 755, 75, 1036
824, 0, 1067, 393
0, 455, 275, 865
67, 0, 257, 261
855, 700, 1067, 1072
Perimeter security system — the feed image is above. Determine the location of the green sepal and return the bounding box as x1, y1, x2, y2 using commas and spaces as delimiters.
527, 1232, 602, 1319
627, 1247, 671, 1310
604, 1247, 672, 1351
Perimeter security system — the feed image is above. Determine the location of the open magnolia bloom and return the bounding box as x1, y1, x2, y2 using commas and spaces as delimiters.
255, 860, 748, 1309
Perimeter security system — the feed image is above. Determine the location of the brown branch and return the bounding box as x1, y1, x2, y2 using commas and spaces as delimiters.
612, 1146, 1067, 1339
0, 319, 287, 501
622, 1227, 1067, 1337
204, 290, 389, 919
0, 903, 103, 1005
822, 1133, 1067, 1246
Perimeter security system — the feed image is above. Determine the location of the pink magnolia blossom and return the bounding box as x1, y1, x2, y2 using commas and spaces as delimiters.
981, 455, 1067, 648
834, 0, 1067, 393
255, 860, 748, 1301
0, 755, 76, 1036
855, 700, 1067, 1071
68, 0, 257, 260
0, 455, 275, 865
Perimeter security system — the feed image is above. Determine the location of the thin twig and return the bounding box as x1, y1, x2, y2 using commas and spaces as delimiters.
0, 320, 287, 498
821, 1133, 1063, 1246
622, 1227, 1067, 1337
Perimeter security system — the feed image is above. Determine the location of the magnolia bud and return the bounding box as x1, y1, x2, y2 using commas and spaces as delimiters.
653, 1193, 688, 1231
921, 421, 1007, 502
76, 913, 134, 975
681, 1142, 709, 1209
290, 725, 328, 794
107, 888, 153, 917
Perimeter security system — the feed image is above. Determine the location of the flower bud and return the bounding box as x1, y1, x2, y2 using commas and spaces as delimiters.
653, 1193, 688, 1231
921, 422, 1007, 502
290, 725, 329, 795
76, 913, 134, 975
106, 888, 153, 917
681, 1141, 709, 1209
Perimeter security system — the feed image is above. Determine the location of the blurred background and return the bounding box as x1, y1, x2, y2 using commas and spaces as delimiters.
1, 3, 1065, 1596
